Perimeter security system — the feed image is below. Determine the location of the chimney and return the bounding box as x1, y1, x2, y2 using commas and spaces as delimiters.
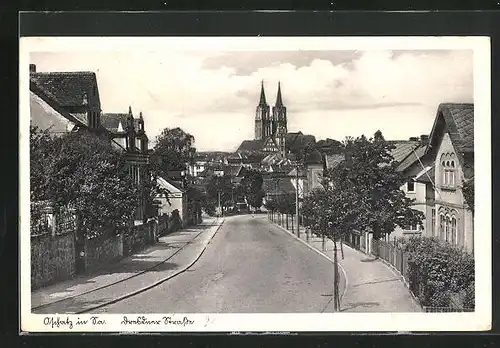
29, 64, 36, 73
420, 134, 429, 144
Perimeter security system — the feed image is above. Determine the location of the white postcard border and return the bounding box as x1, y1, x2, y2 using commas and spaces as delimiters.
19, 36, 491, 333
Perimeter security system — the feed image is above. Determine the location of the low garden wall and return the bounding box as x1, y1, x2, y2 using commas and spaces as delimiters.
84, 233, 123, 274
31, 231, 76, 290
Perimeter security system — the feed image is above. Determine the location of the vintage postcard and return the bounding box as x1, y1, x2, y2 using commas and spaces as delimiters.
20, 36, 491, 332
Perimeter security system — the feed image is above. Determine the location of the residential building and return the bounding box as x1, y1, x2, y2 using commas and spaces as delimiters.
421, 103, 474, 252
388, 137, 428, 240
30, 64, 103, 133
392, 103, 474, 253
100, 107, 150, 224
156, 176, 188, 227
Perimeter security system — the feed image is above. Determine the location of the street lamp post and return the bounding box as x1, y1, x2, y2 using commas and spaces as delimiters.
295, 163, 300, 238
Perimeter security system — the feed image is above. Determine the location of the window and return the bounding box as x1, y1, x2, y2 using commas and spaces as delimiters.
445, 215, 450, 242
441, 155, 457, 189
407, 180, 415, 192
451, 216, 457, 245
439, 214, 445, 240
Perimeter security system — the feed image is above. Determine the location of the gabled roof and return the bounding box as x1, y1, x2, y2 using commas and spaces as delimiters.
427, 103, 474, 154
30, 91, 76, 135
415, 165, 435, 184
101, 113, 128, 133
389, 140, 420, 163
304, 149, 323, 165
30, 71, 100, 108
426, 103, 474, 180
325, 154, 344, 169
285, 132, 316, 152
396, 144, 427, 172
157, 176, 185, 194
101, 111, 144, 138
237, 139, 265, 152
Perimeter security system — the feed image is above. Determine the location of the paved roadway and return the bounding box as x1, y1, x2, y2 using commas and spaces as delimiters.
93, 214, 346, 313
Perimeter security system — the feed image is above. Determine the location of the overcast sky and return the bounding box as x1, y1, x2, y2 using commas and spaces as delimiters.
30, 49, 473, 151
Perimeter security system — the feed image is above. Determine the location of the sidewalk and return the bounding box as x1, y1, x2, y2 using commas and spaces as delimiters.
272, 220, 422, 312
31, 217, 224, 313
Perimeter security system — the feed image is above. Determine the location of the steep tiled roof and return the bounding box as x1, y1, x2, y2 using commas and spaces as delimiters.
237, 140, 265, 152
101, 113, 141, 134
427, 103, 474, 154
101, 113, 128, 133
462, 153, 474, 180
157, 176, 185, 193
396, 144, 427, 172
304, 149, 323, 164
30, 91, 76, 134
325, 154, 344, 169
389, 141, 420, 163
415, 166, 435, 184
285, 132, 316, 152
445, 103, 474, 153
30, 71, 99, 108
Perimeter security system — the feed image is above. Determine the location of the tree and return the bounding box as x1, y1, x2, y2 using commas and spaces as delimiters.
153, 127, 196, 172
30, 127, 140, 239
302, 184, 357, 311
462, 179, 474, 214
205, 174, 234, 214
30, 125, 56, 201
240, 169, 265, 210
330, 130, 425, 241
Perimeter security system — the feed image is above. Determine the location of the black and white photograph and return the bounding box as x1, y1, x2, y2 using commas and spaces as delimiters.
19, 36, 491, 332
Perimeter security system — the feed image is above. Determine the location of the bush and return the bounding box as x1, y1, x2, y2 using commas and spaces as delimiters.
402, 237, 475, 309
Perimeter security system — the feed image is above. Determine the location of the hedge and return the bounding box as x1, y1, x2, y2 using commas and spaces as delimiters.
402, 236, 474, 309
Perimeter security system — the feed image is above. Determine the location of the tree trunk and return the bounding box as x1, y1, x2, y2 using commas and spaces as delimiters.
286, 213, 288, 229
333, 239, 341, 312
372, 224, 382, 258
322, 235, 326, 251
291, 214, 294, 233
340, 235, 345, 260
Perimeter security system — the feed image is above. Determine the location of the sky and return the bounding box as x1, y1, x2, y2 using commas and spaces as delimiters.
30, 49, 473, 152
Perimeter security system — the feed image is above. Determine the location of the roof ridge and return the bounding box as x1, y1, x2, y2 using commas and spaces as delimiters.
32, 71, 97, 76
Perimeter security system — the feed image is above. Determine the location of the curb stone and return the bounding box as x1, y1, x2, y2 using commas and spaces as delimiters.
32, 217, 221, 310
270, 220, 348, 303
76, 217, 226, 313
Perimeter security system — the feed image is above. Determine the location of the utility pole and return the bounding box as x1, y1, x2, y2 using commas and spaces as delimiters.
218, 190, 222, 217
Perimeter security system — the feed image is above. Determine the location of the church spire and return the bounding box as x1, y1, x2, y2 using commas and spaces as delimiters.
275, 81, 283, 107
259, 80, 267, 105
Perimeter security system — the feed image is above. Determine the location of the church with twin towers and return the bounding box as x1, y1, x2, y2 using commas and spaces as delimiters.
237, 81, 291, 156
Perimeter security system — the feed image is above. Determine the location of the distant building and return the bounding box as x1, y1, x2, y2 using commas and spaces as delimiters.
156, 176, 188, 227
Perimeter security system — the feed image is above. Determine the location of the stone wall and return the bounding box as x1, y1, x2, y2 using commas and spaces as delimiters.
84, 233, 123, 274
31, 232, 76, 290
123, 221, 155, 257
